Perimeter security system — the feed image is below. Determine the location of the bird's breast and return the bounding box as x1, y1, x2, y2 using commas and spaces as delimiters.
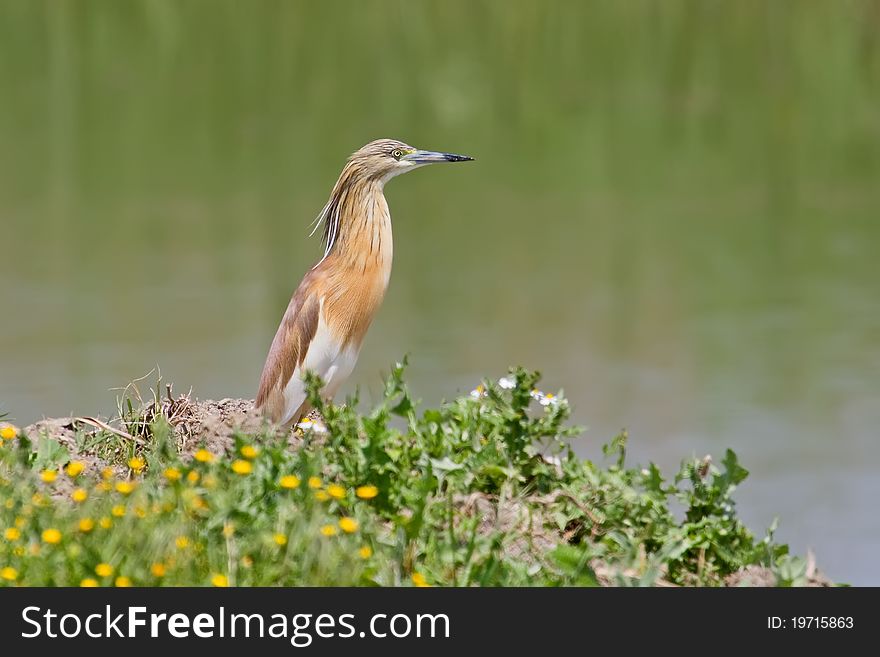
319, 194, 393, 350
319, 251, 391, 351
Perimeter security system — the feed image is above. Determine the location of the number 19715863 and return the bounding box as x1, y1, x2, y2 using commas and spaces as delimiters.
767, 617, 854, 629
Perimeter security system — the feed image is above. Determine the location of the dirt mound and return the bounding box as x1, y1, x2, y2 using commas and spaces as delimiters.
168, 397, 264, 458
24, 397, 269, 467
724, 558, 832, 587
22, 417, 118, 484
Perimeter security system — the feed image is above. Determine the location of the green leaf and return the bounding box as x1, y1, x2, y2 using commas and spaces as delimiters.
602, 430, 627, 468
390, 395, 413, 416
548, 545, 599, 586
429, 456, 463, 473
31, 435, 69, 470
720, 449, 749, 493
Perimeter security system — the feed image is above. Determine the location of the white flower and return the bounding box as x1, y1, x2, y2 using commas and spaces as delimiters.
498, 376, 516, 390
469, 384, 487, 399
539, 392, 559, 407
530, 388, 545, 402
297, 418, 328, 434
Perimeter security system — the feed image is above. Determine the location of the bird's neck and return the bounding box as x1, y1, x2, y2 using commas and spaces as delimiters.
325, 179, 393, 284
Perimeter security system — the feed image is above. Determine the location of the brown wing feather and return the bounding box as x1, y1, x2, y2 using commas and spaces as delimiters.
255, 270, 321, 423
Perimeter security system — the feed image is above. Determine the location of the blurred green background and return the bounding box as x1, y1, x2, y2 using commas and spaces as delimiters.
2, 0, 878, 583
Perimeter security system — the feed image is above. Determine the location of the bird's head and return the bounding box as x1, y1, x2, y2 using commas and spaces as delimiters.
310, 138, 473, 264
348, 138, 473, 183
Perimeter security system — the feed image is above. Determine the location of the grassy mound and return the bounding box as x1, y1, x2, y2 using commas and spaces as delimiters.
0, 362, 829, 587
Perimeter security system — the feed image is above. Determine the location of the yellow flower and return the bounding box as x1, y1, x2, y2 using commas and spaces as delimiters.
211, 574, 228, 587
115, 576, 132, 587
1, 566, 18, 581
319, 524, 337, 537
97, 481, 112, 492
175, 536, 190, 549
412, 572, 431, 587
273, 533, 287, 546
150, 563, 166, 577
3, 527, 20, 541
66, 461, 85, 477
0, 424, 19, 440
99, 517, 112, 529
164, 467, 181, 481
111, 505, 126, 517
40, 470, 57, 483
79, 518, 95, 532
41, 528, 61, 544
80, 578, 98, 588
240, 445, 258, 459
338, 517, 359, 533
12, 547, 25, 557
134, 506, 147, 518
127, 457, 145, 473
356, 485, 379, 499
241, 555, 253, 568
222, 522, 235, 538
359, 545, 372, 559
279, 474, 301, 489
354, 484, 379, 500
231, 460, 252, 475
314, 490, 330, 502
186, 471, 200, 484
115, 481, 136, 495
327, 484, 346, 499
308, 476, 322, 489
193, 449, 214, 463
71, 488, 88, 503
95, 563, 113, 577
14, 517, 25, 528
101, 467, 114, 480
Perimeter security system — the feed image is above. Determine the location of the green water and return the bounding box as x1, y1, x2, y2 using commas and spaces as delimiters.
2, 1, 879, 583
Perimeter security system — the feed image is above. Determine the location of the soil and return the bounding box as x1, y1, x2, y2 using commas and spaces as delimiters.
23, 396, 321, 465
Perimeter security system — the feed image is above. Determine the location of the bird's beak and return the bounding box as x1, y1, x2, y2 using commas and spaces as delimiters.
403, 149, 474, 164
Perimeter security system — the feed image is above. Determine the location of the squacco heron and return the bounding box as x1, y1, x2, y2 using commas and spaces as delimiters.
256, 138, 473, 427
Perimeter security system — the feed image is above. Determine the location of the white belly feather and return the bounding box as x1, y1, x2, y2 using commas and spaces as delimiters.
280, 299, 360, 426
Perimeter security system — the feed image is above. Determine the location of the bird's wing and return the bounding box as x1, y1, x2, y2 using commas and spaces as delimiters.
255, 274, 321, 426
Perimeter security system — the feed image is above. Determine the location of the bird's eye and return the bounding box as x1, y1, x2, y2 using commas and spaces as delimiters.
391, 149, 402, 160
